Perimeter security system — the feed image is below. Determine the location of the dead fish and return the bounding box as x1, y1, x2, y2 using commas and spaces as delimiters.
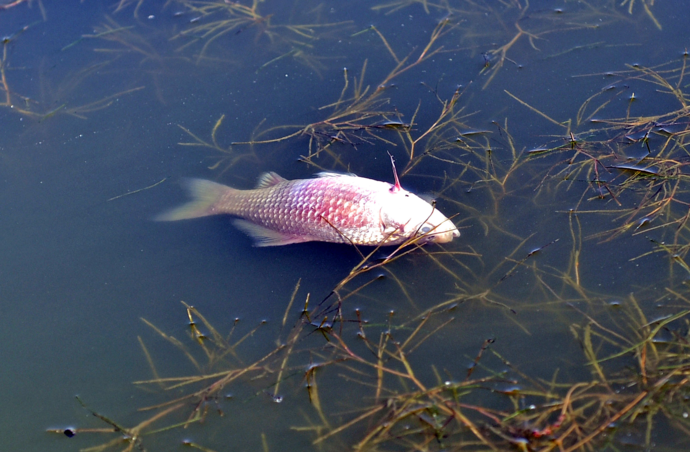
157, 170, 459, 247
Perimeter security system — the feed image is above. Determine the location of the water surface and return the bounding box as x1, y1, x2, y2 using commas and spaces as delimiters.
1, 1, 689, 450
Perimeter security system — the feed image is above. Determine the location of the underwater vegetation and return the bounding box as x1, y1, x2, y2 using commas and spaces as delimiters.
50, 282, 690, 451
2, 0, 684, 450
0, 19, 147, 121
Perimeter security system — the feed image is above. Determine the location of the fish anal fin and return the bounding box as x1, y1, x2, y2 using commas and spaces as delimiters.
255, 172, 287, 189
232, 220, 311, 247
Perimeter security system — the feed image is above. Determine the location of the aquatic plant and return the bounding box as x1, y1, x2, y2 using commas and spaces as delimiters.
0, 20, 143, 120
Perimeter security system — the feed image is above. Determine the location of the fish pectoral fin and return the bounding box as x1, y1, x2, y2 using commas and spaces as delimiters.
382, 225, 398, 235
232, 220, 312, 247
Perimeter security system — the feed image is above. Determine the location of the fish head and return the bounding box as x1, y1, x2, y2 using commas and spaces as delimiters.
416, 208, 461, 243
380, 188, 460, 244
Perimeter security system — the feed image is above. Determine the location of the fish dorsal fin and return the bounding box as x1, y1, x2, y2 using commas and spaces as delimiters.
255, 172, 287, 189
316, 171, 357, 178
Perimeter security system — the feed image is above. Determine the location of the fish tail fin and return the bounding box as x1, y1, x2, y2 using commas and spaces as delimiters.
155, 178, 235, 221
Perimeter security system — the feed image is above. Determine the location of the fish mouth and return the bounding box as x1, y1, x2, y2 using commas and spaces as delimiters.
433, 231, 458, 243
418, 228, 459, 244
427, 222, 460, 243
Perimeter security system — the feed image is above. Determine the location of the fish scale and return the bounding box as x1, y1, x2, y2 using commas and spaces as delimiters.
157, 171, 460, 247
225, 177, 385, 244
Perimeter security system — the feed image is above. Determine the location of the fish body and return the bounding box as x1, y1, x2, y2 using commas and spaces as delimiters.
157, 172, 459, 247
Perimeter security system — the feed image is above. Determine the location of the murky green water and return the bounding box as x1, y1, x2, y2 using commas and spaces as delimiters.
1, 1, 690, 450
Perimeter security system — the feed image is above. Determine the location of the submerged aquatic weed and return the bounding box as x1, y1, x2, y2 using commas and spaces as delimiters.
228, 16, 460, 170
57, 289, 690, 451
520, 58, 690, 285
172, 0, 354, 68
177, 113, 261, 176
0, 19, 144, 120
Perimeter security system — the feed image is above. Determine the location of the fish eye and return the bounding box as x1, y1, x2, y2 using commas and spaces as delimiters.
420, 225, 432, 233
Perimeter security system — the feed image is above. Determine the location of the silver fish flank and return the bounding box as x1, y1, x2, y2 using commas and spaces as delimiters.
157, 171, 460, 247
